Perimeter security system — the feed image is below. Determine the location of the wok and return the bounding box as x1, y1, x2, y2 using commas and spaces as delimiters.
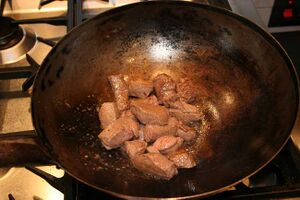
31, 1, 299, 199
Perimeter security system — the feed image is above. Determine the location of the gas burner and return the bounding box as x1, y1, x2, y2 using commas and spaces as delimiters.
0, 17, 37, 65
0, 17, 23, 49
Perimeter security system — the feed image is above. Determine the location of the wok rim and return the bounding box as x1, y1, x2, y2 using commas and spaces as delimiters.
30, 1, 300, 199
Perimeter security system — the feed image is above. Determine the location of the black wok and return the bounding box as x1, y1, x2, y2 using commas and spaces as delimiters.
31, 1, 299, 199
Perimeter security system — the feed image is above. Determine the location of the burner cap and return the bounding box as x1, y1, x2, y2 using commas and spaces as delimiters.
0, 26, 37, 64
0, 17, 24, 49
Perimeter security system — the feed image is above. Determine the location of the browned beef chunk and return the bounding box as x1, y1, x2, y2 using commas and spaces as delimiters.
147, 146, 160, 153
144, 95, 159, 105
144, 117, 178, 142
177, 78, 197, 103
170, 100, 199, 112
120, 109, 136, 121
153, 73, 178, 106
131, 95, 159, 106
169, 109, 201, 124
98, 102, 119, 129
98, 117, 139, 150
128, 79, 153, 98
177, 121, 196, 141
130, 101, 169, 125
152, 135, 183, 154
123, 140, 147, 158
167, 149, 196, 168
169, 100, 201, 124
108, 74, 129, 112
132, 153, 178, 180
138, 124, 145, 140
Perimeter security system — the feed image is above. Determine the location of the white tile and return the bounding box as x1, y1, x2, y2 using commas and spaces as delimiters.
256, 8, 272, 25
252, 0, 274, 8
228, 0, 267, 28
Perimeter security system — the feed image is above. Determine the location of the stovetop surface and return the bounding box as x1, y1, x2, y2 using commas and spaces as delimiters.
1, 0, 300, 200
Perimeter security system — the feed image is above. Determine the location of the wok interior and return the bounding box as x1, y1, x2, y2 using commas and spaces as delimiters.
32, 2, 298, 198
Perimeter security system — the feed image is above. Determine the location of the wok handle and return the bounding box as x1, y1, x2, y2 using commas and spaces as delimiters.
0, 131, 52, 167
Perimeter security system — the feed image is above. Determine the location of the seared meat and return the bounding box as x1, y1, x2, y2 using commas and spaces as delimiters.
170, 100, 199, 112
138, 124, 145, 140
98, 116, 139, 150
132, 153, 178, 180
152, 135, 184, 154
144, 95, 159, 105
131, 95, 159, 106
108, 74, 129, 112
167, 149, 196, 168
153, 74, 178, 106
120, 109, 136, 121
98, 102, 119, 129
177, 78, 197, 103
169, 100, 201, 124
144, 117, 178, 142
177, 121, 196, 141
169, 109, 201, 124
147, 146, 160, 153
99, 74, 201, 179
130, 101, 169, 125
123, 140, 147, 158
128, 79, 153, 98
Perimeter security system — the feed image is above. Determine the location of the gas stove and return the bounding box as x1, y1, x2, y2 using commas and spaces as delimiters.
1, 0, 300, 199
